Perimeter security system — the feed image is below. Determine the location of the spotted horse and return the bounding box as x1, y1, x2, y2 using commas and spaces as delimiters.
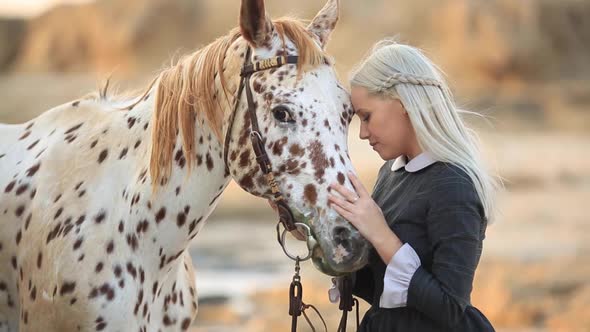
0, 0, 370, 331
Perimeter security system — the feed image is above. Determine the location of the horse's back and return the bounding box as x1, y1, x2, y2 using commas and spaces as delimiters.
0, 122, 22, 177
1, 98, 126, 181
0, 98, 124, 331
0, 97, 134, 244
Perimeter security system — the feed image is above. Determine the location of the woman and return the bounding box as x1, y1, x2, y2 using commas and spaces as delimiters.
328, 39, 498, 331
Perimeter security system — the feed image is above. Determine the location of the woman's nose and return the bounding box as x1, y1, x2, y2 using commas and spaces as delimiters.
359, 123, 369, 140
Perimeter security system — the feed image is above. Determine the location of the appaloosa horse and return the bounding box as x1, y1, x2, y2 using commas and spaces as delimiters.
0, 0, 368, 331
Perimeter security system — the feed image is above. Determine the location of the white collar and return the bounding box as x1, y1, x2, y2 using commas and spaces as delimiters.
391, 151, 438, 172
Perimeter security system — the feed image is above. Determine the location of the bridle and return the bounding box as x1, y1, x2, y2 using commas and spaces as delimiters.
222, 46, 358, 332
223, 46, 300, 239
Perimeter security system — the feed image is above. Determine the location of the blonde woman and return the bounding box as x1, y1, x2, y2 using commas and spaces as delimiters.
328, 40, 498, 331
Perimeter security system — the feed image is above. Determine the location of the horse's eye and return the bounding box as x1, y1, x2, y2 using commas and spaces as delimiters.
272, 106, 294, 123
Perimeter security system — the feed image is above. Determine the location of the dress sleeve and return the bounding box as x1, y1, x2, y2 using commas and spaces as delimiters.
379, 243, 421, 308
406, 171, 486, 329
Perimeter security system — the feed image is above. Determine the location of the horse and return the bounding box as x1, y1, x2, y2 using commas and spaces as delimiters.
0, 0, 369, 330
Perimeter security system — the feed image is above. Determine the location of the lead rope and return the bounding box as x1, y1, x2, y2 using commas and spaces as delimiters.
337, 275, 360, 332
278, 218, 358, 332
289, 258, 328, 332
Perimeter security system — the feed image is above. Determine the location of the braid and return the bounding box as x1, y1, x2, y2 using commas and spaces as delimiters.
379, 72, 443, 91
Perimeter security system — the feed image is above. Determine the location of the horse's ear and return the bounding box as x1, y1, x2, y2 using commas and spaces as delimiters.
308, 0, 339, 49
240, 0, 273, 48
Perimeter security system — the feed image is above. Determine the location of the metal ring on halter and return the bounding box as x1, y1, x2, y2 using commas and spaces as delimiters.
279, 222, 314, 262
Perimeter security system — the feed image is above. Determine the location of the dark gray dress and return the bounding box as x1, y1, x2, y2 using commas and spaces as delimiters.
353, 160, 495, 331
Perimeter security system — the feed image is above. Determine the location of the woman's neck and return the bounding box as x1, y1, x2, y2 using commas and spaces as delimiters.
405, 137, 423, 161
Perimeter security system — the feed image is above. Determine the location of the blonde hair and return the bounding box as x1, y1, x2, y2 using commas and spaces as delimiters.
350, 39, 500, 223
140, 18, 327, 187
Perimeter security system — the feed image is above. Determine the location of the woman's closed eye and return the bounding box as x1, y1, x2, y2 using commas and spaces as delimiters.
355, 109, 371, 122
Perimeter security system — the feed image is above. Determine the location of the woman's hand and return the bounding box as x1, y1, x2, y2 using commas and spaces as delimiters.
328, 172, 403, 263
328, 172, 387, 243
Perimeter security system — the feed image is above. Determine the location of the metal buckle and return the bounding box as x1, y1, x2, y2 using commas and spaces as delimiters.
277, 222, 316, 262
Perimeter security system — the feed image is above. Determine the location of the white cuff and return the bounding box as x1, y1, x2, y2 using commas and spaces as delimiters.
379, 243, 421, 308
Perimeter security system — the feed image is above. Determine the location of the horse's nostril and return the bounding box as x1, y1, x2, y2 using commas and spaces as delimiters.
333, 226, 353, 257
340, 239, 351, 250
333, 226, 350, 241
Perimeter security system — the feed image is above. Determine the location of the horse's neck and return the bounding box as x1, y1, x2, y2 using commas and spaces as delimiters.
128, 93, 231, 271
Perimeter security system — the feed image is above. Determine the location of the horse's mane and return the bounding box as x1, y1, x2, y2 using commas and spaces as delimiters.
141, 17, 328, 186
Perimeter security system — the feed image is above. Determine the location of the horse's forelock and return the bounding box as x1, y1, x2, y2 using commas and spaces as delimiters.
274, 18, 330, 77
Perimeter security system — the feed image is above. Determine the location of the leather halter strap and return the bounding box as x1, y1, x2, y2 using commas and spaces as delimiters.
223, 47, 299, 232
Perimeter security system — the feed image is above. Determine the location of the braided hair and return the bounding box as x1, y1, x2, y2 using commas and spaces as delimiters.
378, 72, 443, 92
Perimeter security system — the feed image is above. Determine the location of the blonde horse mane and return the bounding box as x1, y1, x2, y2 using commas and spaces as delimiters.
132, 18, 327, 187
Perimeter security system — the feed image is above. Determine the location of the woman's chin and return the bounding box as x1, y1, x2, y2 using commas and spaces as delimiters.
371, 145, 387, 160
376, 150, 391, 161
376, 149, 398, 161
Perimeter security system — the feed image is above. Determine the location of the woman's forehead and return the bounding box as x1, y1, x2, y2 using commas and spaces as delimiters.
350, 85, 370, 98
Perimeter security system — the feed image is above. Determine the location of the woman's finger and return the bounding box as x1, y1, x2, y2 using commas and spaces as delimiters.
330, 183, 359, 203
347, 172, 369, 197
331, 203, 355, 223
328, 194, 355, 212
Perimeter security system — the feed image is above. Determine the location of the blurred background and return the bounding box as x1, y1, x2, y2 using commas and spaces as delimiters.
0, 0, 589, 331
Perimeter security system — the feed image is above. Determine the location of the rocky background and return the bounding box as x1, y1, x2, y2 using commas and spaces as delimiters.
0, 0, 589, 331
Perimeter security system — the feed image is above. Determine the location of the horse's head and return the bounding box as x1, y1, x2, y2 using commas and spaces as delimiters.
224, 0, 369, 275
